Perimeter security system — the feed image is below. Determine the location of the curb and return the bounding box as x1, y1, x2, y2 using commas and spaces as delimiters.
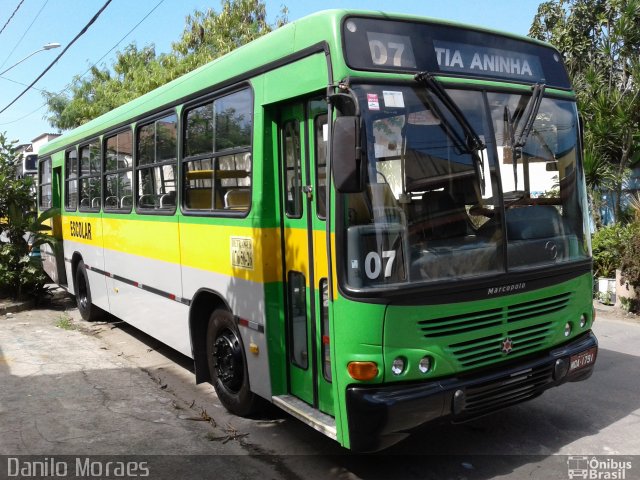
0, 299, 35, 316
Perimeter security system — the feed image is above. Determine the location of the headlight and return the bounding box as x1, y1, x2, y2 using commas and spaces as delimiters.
391, 357, 405, 375
418, 356, 432, 373
564, 322, 572, 337
579, 314, 588, 328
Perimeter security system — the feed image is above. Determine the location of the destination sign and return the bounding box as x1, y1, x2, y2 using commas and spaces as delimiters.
432, 40, 543, 81
342, 16, 571, 88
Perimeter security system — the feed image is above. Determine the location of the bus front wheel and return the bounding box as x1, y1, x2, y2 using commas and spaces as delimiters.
206, 309, 258, 416
75, 260, 102, 322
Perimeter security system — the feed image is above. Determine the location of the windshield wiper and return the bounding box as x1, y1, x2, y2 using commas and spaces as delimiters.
415, 72, 485, 153
504, 83, 546, 194
414, 72, 486, 193
514, 83, 545, 149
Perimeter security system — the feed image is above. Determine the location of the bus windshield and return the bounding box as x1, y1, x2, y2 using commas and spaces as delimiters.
341, 84, 591, 290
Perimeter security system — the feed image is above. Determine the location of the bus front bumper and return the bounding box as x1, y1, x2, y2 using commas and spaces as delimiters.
346, 331, 597, 452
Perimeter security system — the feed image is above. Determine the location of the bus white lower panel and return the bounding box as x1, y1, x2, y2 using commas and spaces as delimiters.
103, 247, 189, 357
109, 278, 191, 358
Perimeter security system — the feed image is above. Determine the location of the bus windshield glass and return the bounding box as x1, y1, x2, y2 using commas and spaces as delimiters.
341, 84, 590, 290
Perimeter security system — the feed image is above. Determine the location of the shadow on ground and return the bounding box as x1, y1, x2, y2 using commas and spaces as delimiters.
92, 309, 640, 479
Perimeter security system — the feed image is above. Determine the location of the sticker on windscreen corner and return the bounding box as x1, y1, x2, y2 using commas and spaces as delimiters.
367, 93, 380, 110
383, 90, 405, 108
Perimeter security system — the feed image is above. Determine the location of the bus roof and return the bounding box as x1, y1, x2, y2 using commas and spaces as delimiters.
39, 9, 559, 156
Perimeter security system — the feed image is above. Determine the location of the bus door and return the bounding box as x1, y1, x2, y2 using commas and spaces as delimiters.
278, 100, 333, 414
42, 165, 67, 286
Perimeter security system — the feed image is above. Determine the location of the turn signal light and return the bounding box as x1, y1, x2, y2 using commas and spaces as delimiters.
347, 361, 378, 381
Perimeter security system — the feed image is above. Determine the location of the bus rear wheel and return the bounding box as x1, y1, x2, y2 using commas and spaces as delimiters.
206, 309, 259, 416
75, 260, 102, 322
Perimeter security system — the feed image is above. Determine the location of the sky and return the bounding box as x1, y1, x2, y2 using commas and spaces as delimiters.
0, 0, 545, 146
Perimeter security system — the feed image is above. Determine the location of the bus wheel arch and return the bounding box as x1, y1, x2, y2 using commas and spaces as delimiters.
189, 289, 229, 384
206, 308, 259, 416
73, 257, 102, 322
70, 252, 83, 294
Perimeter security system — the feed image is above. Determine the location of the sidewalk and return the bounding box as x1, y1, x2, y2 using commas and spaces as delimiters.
0, 297, 33, 316
0, 294, 281, 461
0, 284, 67, 316
593, 299, 640, 324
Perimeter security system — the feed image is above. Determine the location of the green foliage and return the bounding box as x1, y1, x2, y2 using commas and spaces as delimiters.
591, 222, 636, 278
0, 133, 54, 300
620, 222, 640, 288
44, 0, 288, 130
55, 314, 75, 330
530, 0, 640, 223
597, 289, 613, 305
629, 192, 640, 222
619, 295, 639, 313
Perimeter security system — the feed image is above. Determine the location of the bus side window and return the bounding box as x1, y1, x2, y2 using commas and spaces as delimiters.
104, 130, 133, 213
182, 88, 253, 214
64, 149, 78, 211
136, 114, 177, 213
79, 140, 101, 212
38, 157, 52, 210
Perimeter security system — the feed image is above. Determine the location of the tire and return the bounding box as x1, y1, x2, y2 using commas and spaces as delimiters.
206, 309, 259, 416
75, 260, 102, 322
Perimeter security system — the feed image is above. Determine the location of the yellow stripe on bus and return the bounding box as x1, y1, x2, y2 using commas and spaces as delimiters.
62, 216, 336, 290
179, 222, 282, 283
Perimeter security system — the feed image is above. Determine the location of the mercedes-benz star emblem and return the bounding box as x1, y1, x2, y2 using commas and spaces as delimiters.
501, 337, 514, 354
545, 241, 558, 259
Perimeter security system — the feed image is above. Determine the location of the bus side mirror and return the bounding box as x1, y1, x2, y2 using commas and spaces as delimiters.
332, 116, 363, 193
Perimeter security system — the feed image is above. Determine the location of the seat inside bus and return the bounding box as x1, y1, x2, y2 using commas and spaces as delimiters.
224, 188, 250, 210
413, 190, 470, 241
346, 182, 403, 226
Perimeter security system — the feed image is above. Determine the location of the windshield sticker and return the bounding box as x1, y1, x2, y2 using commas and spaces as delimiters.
367, 93, 380, 110
383, 91, 405, 108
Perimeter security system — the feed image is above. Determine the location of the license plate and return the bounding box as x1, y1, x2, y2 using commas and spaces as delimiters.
569, 347, 597, 373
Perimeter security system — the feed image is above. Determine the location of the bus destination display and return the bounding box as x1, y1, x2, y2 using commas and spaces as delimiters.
343, 16, 571, 88
432, 40, 543, 81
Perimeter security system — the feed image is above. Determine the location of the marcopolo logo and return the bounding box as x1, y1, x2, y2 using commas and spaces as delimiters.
487, 282, 526, 296
567, 456, 632, 479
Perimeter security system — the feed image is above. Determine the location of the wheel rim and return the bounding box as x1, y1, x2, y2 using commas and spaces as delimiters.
212, 328, 244, 393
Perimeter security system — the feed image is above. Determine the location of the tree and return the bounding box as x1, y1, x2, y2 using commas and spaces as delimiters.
44, 0, 287, 130
0, 133, 50, 299
530, 0, 640, 223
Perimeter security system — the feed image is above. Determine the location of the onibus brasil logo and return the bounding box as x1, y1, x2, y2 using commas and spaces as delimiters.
567, 456, 632, 479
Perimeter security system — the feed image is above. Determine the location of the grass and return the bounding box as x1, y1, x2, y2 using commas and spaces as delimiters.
55, 314, 75, 330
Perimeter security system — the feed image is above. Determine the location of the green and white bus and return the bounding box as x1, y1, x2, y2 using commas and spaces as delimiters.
38, 10, 597, 452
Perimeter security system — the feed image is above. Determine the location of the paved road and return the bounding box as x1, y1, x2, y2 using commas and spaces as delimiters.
0, 299, 638, 480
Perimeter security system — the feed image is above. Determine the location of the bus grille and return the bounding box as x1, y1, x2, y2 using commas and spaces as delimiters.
447, 322, 553, 367
457, 363, 555, 419
417, 292, 571, 368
